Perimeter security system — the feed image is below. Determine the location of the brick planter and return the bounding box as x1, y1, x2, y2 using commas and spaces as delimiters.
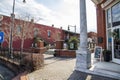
32, 47, 47, 53
54, 49, 76, 58
55, 40, 64, 49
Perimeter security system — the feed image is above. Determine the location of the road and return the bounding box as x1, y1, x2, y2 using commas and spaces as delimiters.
0, 64, 15, 80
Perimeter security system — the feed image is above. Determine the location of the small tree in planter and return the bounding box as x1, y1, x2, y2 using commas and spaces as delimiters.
33, 37, 45, 53
103, 50, 112, 62
33, 37, 42, 47
68, 36, 79, 50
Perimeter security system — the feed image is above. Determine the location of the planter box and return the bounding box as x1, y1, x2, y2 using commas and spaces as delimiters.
54, 49, 76, 58
55, 40, 64, 49
103, 50, 112, 62
31, 47, 47, 53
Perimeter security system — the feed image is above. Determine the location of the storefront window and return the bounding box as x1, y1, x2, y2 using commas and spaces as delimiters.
112, 2, 120, 27
106, 1, 120, 63
113, 28, 120, 59
107, 9, 111, 28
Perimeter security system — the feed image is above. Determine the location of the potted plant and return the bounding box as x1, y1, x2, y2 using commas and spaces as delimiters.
103, 49, 112, 62
33, 37, 43, 53
111, 31, 117, 39
68, 36, 79, 50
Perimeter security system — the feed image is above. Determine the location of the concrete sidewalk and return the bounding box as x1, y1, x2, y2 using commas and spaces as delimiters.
68, 70, 118, 80
89, 53, 120, 79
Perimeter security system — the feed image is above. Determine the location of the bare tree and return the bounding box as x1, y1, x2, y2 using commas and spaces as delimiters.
16, 14, 34, 54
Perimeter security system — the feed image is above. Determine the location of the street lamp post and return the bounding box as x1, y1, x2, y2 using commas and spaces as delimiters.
67, 25, 76, 40
10, 0, 26, 58
68, 25, 76, 33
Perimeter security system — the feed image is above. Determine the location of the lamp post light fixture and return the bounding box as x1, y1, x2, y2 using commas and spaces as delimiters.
67, 25, 76, 41
67, 25, 76, 38
68, 25, 76, 33
10, 0, 26, 58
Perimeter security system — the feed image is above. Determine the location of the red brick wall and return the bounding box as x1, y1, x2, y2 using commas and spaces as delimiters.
55, 40, 64, 49
96, 4, 106, 49
55, 49, 76, 58
34, 23, 64, 44
1, 15, 64, 49
88, 32, 97, 38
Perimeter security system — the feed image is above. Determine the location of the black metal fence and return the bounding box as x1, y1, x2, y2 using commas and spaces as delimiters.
0, 48, 34, 71
0, 47, 44, 72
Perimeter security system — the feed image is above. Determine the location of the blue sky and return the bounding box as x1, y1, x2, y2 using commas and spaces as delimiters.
0, 0, 96, 33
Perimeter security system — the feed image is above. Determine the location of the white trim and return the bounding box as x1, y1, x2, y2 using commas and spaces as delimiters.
111, 28, 114, 62
113, 59, 120, 64
101, 0, 113, 8
104, 1, 120, 10
106, 9, 108, 50
106, 8, 112, 50
91, 0, 102, 5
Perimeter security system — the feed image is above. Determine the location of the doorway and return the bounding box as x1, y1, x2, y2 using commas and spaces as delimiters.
112, 27, 120, 64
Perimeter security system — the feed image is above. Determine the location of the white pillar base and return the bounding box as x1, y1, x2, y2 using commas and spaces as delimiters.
75, 49, 91, 71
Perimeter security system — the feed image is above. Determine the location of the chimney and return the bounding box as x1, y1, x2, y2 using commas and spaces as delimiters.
60, 27, 62, 29
31, 19, 34, 23
52, 24, 54, 27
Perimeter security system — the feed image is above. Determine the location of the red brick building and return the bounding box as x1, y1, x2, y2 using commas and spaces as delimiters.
88, 32, 97, 43
0, 15, 79, 49
92, 0, 120, 64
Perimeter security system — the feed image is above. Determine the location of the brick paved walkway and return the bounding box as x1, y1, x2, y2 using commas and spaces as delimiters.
27, 54, 119, 80
27, 54, 76, 80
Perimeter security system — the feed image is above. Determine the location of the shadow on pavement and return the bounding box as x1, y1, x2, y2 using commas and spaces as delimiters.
44, 55, 75, 66
68, 70, 118, 80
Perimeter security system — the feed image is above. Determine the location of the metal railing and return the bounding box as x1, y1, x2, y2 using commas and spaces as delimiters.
0, 48, 33, 71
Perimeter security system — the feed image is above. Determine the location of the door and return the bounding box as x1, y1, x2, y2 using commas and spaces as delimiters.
112, 27, 120, 64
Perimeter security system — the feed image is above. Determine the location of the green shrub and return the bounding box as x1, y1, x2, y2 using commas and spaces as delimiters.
68, 36, 79, 50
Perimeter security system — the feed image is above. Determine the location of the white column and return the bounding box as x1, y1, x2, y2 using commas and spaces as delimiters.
75, 0, 91, 70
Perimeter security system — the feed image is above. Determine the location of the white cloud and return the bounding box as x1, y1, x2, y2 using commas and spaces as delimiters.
86, 0, 97, 32
0, 0, 97, 33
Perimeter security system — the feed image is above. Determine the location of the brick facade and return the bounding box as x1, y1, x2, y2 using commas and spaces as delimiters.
1, 15, 79, 49
96, 4, 106, 49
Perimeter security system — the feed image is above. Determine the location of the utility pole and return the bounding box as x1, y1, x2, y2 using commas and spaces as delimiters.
10, 0, 26, 58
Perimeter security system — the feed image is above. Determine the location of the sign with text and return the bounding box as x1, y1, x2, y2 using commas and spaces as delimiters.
94, 46, 102, 59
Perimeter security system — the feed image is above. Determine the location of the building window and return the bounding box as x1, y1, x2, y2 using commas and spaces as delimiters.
34, 28, 38, 37
48, 30, 51, 38
17, 25, 21, 34
112, 2, 120, 27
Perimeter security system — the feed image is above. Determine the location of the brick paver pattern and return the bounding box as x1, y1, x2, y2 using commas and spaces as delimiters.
27, 54, 76, 80
27, 54, 118, 80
